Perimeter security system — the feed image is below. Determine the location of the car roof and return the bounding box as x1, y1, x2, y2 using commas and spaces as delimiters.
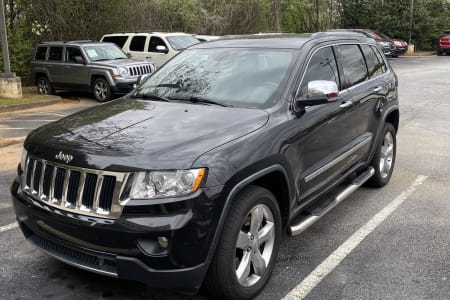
102, 32, 190, 37
190, 32, 373, 49
37, 41, 116, 47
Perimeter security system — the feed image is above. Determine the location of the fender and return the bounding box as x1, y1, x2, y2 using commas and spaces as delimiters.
368, 104, 399, 162
204, 164, 293, 264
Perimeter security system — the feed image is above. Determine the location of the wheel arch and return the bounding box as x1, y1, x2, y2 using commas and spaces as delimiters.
385, 108, 399, 133
206, 164, 293, 265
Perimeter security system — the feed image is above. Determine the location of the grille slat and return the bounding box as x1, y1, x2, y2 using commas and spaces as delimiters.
22, 157, 125, 219
82, 173, 98, 210
53, 168, 66, 203
42, 164, 54, 200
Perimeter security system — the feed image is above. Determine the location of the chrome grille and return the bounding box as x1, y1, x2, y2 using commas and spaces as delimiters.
128, 64, 154, 76
22, 156, 129, 219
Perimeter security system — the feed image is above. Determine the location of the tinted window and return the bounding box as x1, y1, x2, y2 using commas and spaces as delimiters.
371, 45, 388, 73
301, 46, 339, 95
48, 46, 63, 61
130, 36, 146, 51
336, 44, 368, 88
360, 44, 383, 77
65, 47, 83, 63
35, 46, 47, 60
148, 37, 167, 52
102, 36, 128, 48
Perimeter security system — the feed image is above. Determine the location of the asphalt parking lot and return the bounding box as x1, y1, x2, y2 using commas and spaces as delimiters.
1, 56, 450, 300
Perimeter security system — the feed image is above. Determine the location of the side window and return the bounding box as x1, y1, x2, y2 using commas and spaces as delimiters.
35, 46, 47, 60
300, 46, 340, 96
371, 45, 388, 73
336, 44, 368, 89
360, 44, 383, 77
102, 36, 128, 48
148, 37, 167, 52
48, 46, 63, 61
129, 36, 146, 51
65, 47, 83, 63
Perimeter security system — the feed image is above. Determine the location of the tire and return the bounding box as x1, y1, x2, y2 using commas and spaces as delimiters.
205, 185, 281, 300
92, 78, 112, 102
437, 51, 443, 56
367, 123, 396, 187
36, 76, 54, 95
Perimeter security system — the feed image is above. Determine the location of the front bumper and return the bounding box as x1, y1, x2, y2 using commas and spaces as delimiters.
11, 177, 223, 294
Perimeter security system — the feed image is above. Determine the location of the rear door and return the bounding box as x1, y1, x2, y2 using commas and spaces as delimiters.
46, 46, 65, 87
335, 44, 388, 163
127, 35, 148, 60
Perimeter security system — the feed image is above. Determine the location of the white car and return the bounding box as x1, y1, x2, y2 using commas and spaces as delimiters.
100, 32, 199, 67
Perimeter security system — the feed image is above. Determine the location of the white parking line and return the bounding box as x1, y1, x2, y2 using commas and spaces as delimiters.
282, 175, 428, 300
0, 222, 18, 233
0, 128, 33, 130
0, 203, 12, 209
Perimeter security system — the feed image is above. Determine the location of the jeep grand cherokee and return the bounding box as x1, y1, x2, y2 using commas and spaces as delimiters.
12, 33, 399, 299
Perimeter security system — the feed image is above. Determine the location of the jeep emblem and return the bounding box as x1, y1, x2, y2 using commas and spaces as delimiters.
55, 151, 73, 164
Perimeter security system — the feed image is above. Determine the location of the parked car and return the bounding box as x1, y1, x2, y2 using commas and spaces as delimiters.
360, 29, 408, 57
12, 32, 399, 299
101, 32, 199, 68
31, 41, 155, 102
437, 30, 450, 56
328, 29, 396, 57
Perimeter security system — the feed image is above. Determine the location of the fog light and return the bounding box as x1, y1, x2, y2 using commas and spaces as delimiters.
158, 236, 169, 248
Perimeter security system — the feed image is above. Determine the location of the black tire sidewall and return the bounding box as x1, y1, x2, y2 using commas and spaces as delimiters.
93, 78, 112, 102
207, 186, 282, 299
368, 123, 396, 187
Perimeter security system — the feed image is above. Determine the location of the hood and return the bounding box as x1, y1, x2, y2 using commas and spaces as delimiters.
90, 59, 152, 68
25, 99, 269, 171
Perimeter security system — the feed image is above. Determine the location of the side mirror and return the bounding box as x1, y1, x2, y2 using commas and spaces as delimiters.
156, 45, 169, 54
298, 80, 339, 106
73, 56, 85, 64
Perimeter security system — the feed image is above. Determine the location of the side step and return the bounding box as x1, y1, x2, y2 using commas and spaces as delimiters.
289, 167, 375, 236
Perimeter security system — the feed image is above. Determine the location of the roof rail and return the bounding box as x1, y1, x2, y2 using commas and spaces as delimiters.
66, 40, 96, 43
312, 31, 367, 39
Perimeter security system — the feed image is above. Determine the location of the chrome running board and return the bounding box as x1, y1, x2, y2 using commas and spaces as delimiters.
289, 167, 375, 236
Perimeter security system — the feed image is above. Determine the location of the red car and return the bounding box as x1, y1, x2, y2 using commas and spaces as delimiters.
437, 30, 450, 56
359, 29, 408, 57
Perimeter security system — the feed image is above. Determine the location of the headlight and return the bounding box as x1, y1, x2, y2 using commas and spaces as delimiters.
118, 67, 128, 76
130, 169, 206, 199
20, 148, 28, 170
394, 41, 402, 46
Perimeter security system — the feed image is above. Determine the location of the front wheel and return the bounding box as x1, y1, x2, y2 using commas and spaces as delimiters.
367, 123, 396, 187
205, 185, 281, 299
93, 78, 112, 102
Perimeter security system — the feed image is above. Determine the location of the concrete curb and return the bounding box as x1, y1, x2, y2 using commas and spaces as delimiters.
0, 95, 62, 113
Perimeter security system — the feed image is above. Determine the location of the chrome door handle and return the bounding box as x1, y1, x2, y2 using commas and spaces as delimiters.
339, 100, 353, 108
373, 86, 383, 93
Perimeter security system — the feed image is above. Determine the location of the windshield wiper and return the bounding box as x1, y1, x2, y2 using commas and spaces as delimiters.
130, 93, 170, 102
168, 96, 230, 107
93, 58, 112, 62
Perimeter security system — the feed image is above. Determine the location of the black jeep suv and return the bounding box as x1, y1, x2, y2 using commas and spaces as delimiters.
11, 33, 399, 299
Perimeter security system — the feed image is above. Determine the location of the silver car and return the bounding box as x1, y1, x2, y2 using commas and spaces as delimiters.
31, 41, 155, 102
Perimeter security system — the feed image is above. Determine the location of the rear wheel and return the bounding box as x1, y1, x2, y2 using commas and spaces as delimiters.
437, 51, 443, 56
367, 123, 396, 187
93, 78, 112, 102
36, 76, 54, 95
205, 185, 281, 299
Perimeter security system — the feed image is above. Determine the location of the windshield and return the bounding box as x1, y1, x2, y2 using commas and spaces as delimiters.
135, 48, 294, 109
166, 35, 200, 51
84, 44, 127, 61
